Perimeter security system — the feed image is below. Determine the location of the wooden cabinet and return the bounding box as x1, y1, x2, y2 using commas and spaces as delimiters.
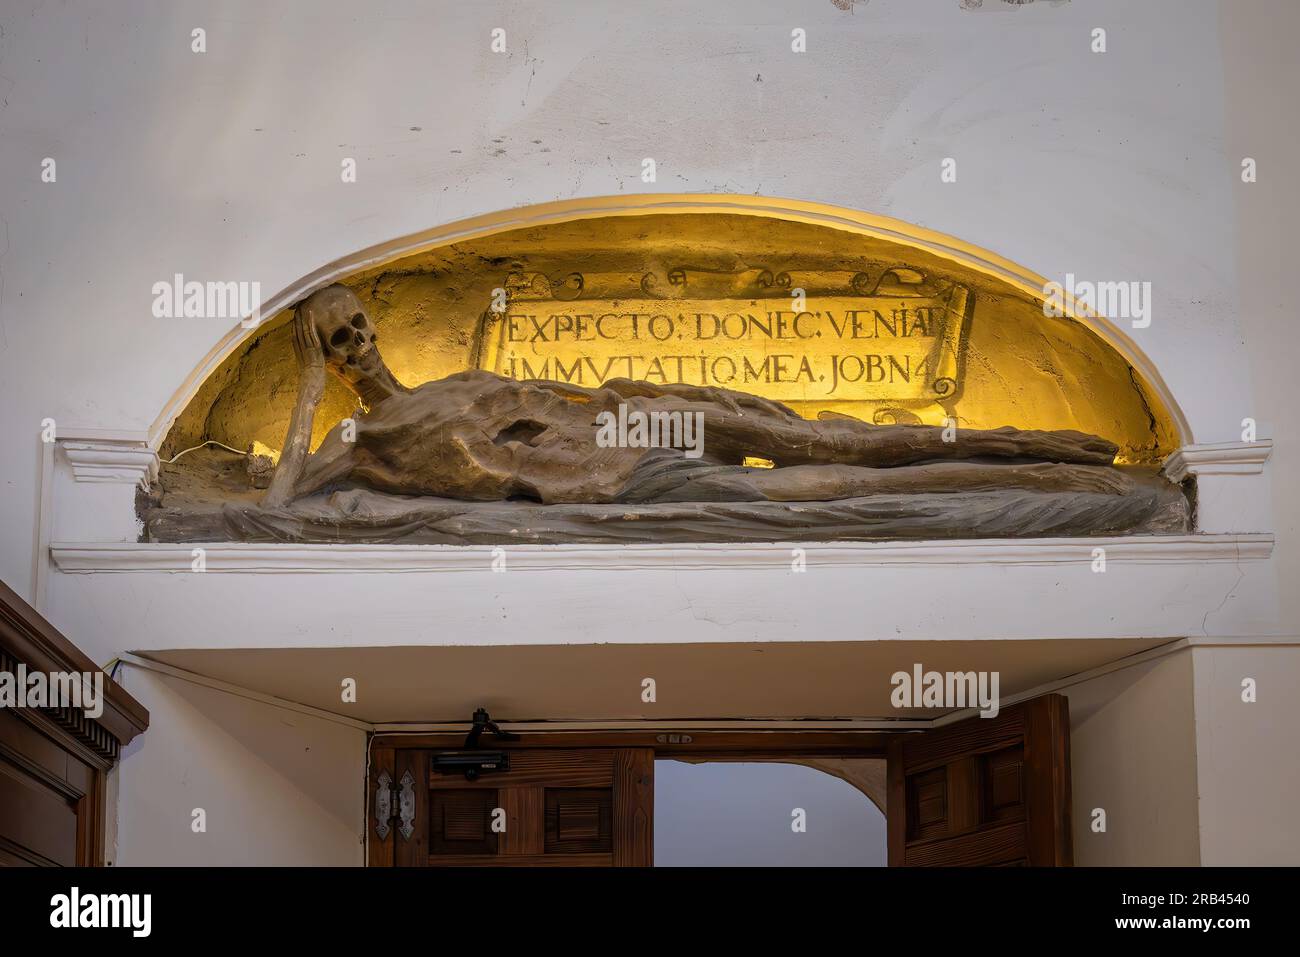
0, 581, 148, 867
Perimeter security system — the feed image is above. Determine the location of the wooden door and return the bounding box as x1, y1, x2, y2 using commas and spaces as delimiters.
887, 694, 1072, 866
0, 709, 103, 866
370, 748, 653, 867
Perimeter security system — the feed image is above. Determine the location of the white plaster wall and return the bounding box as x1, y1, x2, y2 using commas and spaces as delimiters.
2, 0, 1298, 866
1063, 651, 1201, 866
1179, 5, 1300, 867
112, 664, 365, 866
1221, 0, 1300, 634
4, 0, 1289, 650
0, 0, 1277, 602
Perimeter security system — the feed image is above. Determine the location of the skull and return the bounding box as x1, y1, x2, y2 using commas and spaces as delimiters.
297, 284, 384, 387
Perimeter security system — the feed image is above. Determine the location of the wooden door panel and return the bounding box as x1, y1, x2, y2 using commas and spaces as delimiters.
888, 694, 1072, 867
429, 789, 498, 856
499, 786, 544, 856
393, 748, 429, 867
367, 745, 395, 867
1024, 690, 1072, 864
373, 746, 653, 867
611, 748, 653, 868
0, 757, 79, 866
902, 820, 1028, 867
0, 710, 101, 867
982, 745, 1026, 824
545, 788, 613, 854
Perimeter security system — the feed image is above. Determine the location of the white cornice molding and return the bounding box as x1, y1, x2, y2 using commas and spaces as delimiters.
60, 440, 159, 488
1162, 440, 1272, 484
49, 534, 1274, 574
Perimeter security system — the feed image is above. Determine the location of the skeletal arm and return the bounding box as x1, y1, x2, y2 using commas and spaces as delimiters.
263, 309, 326, 507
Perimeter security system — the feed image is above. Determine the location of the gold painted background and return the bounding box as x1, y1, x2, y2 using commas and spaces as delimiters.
163, 213, 1179, 465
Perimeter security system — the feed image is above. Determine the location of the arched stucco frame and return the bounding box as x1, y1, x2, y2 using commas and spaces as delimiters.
146, 194, 1193, 450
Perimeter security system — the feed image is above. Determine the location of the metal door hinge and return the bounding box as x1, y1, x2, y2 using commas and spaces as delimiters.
397, 770, 416, 841
374, 769, 417, 841
374, 770, 395, 840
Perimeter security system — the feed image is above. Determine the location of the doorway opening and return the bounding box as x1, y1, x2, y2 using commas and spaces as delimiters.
367, 693, 1072, 867
654, 760, 886, 866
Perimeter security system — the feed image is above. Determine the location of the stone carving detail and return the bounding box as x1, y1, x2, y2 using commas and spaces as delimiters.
474, 266, 969, 415
142, 283, 1189, 545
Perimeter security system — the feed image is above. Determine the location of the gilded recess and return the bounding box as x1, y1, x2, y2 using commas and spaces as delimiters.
164, 213, 1178, 468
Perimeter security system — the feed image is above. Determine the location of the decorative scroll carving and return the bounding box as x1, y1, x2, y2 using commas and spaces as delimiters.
504, 271, 584, 301
637, 266, 776, 300
0, 581, 148, 769
475, 267, 971, 406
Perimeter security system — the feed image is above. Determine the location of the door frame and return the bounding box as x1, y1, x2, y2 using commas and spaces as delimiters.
367, 729, 890, 867
371, 710, 1074, 867
371, 729, 890, 758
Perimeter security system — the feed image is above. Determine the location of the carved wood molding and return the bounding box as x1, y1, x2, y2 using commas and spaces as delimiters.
0, 579, 149, 766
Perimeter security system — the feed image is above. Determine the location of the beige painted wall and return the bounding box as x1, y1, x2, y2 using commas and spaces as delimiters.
1063, 650, 1201, 866
1063, 642, 1300, 866
1191, 645, 1300, 865
113, 665, 365, 866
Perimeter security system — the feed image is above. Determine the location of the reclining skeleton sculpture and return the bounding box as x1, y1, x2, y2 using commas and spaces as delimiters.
238, 283, 1186, 542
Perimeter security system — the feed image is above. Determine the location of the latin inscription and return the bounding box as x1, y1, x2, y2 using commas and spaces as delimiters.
479, 292, 968, 402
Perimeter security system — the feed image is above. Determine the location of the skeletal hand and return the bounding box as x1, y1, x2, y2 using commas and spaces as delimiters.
292, 308, 325, 372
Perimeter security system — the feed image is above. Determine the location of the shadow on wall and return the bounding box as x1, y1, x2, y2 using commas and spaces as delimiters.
114, 667, 365, 866
654, 760, 886, 866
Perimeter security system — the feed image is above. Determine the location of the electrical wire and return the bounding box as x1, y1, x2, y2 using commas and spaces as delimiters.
162, 440, 247, 464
